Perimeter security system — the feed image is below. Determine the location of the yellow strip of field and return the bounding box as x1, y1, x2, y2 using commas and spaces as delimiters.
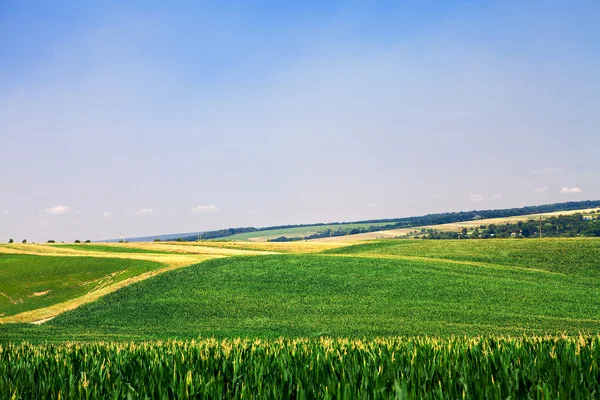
0, 245, 216, 268
147, 240, 352, 253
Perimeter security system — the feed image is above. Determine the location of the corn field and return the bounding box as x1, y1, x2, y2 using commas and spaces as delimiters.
1, 336, 599, 399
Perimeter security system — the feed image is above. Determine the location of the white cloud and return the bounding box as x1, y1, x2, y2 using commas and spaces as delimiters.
533, 186, 548, 193
135, 208, 156, 215
468, 194, 484, 202
533, 166, 567, 174
367, 203, 377, 208
45, 205, 71, 215
101, 212, 112, 218
560, 187, 582, 194
492, 193, 503, 199
190, 205, 218, 214
75, 210, 85, 214
0, 210, 10, 217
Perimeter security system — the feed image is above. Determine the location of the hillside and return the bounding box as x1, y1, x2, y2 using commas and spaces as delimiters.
2, 238, 599, 342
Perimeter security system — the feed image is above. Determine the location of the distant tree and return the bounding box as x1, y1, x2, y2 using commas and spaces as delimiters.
8, 238, 13, 243
74, 239, 81, 243
153, 238, 161, 242
84, 240, 91, 243
22, 239, 27, 244
461, 228, 468, 235
47, 240, 55, 243
176, 238, 183, 242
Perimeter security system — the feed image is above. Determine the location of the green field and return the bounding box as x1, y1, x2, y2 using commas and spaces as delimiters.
0, 254, 162, 318
327, 238, 600, 276
3, 238, 600, 342
221, 222, 394, 241
2, 238, 600, 398
3, 336, 599, 399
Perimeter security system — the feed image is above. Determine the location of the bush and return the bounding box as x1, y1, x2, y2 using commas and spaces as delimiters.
74, 240, 81, 243
47, 240, 55, 243
8, 238, 13, 243
22, 239, 27, 244
85, 240, 91, 243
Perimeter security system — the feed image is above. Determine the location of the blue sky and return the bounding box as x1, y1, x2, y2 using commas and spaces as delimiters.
1, 1, 599, 241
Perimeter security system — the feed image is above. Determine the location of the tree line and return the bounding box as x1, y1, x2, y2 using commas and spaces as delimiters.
421, 213, 600, 240
171, 200, 600, 242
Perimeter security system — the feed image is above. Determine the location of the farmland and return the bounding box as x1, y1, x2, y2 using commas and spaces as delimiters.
221, 222, 395, 241
0, 254, 161, 319
2, 336, 600, 399
1, 238, 600, 342
2, 238, 600, 397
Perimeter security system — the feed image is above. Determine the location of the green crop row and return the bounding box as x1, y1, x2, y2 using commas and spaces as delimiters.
1, 336, 599, 399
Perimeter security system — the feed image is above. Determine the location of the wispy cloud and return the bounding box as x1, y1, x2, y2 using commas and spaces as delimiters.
533, 186, 549, 193
0, 210, 11, 217
560, 187, 582, 194
533, 166, 567, 174
75, 210, 85, 214
45, 205, 71, 215
101, 212, 112, 218
492, 193, 503, 199
190, 205, 218, 214
468, 194, 484, 202
135, 208, 156, 215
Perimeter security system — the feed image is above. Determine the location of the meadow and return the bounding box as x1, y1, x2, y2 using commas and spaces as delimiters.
327, 238, 600, 276
2, 238, 600, 342
2, 238, 600, 398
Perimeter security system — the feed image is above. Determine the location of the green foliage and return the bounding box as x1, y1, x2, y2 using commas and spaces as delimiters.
74, 239, 81, 243
5, 241, 600, 341
424, 213, 600, 239
1, 336, 600, 399
84, 240, 91, 243
327, 238, 600, 276
0, 254, 162, 317
7, 239, 13, 244
21, 239, 26, 244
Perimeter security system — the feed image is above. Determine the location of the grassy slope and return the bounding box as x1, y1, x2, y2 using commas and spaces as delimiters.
0, 254, 162, 317
3, 238, 600, 342
221, 222, 394, 241
326, 238, 600, 276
